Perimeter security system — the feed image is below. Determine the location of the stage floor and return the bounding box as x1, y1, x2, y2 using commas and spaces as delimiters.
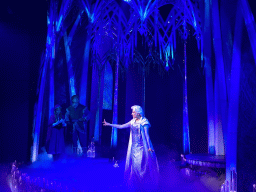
19, 157, 125, 191
12, 155, 224, 192
185, 154, 225, 168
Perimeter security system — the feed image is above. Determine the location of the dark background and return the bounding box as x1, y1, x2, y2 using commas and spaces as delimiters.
0, 0, 47, 163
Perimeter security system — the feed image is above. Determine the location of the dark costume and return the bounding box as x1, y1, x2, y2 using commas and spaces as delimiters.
65, 104, 90, 152
124, 117, 159, 190
46, 115, 65, 154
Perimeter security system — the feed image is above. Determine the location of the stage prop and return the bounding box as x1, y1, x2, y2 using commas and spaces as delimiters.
31, 0, 256, 191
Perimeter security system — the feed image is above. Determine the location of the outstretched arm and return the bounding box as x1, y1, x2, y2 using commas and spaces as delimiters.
103, 119, 130, 129
65, 109, 72, 126
80, 107, 91, 121
65, 109, 70, 121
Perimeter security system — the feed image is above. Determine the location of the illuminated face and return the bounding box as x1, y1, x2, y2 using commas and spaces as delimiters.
55, 107, 61, 115
72, 98, 79, 108
131, 110, 140, 119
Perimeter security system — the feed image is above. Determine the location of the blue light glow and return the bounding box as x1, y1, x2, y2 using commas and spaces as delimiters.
94, 110, 100, 142
241, 0, 256, 63
56, 15, 63, 32
32, 53, 48, 162
212, 0, 226, 156
47, 35, 51, 46
136, 0, 157, 22
70, 77, 76, 96
85, 7, 95, 23
64, 32, 77, 96
34, 0, 208, 164
111, 55, 120, 148
49, 58, 54, 120
52, 46, 55, 59
47, 15, 50, 25
80, 26, 92, 105
171, 43, 174, 59
183, 41, 190, 154
103, 63, 113, 110
225, 4, 242, 187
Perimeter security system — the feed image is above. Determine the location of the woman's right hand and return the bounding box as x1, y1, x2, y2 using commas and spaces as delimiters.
56, 120, 61, 124
59, 119, 65, 123
54, 119, 62, 126
102, 119, 110, 126
53, 121, 59, 126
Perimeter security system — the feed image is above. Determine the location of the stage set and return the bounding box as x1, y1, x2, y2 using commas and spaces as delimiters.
6, 0, 256, 191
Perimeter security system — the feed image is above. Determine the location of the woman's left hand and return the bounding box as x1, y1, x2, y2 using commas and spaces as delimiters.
102, 119, 110, 126
148, 148, 154, 152
79, 117, 85, 121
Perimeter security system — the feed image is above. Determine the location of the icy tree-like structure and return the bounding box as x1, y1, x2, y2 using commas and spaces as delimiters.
32, 0, 256, 190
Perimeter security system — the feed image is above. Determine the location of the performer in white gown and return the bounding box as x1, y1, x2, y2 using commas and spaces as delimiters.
103, 105, 159, 190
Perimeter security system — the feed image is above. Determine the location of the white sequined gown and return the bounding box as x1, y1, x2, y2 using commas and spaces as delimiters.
124, 117, 159, 190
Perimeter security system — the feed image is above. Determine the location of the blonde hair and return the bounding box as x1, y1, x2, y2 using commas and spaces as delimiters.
131, 105, 144, 117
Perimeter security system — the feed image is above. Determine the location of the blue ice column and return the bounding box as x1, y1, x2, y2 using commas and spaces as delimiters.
31, 57, 48, 162
32, 1, 56, 161
90, 59, 105, 145
212, 0, 227, 155
64, 32, 76, 96
204, 0, 215, 155
48, 0, 57, 120
49, 36, 55, 119
241, 0, 256, 64
183, 40, 190, 155
111, 55, 119, 148
80, 24, 92, 105
63, 13, 83, 97
225, 4, 243, 191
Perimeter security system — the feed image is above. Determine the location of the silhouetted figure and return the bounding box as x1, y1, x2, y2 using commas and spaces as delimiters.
65, 95, 90, 156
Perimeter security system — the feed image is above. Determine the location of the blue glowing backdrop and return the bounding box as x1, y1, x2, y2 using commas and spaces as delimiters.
22, 0, 256, 191
32, 0, 206, 167
2, 0, 256, 191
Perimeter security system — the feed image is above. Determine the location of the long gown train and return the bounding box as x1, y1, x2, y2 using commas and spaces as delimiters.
124, 117, 159, 190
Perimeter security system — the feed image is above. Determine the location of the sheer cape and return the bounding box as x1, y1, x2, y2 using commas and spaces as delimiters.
124, 117, 159, 189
